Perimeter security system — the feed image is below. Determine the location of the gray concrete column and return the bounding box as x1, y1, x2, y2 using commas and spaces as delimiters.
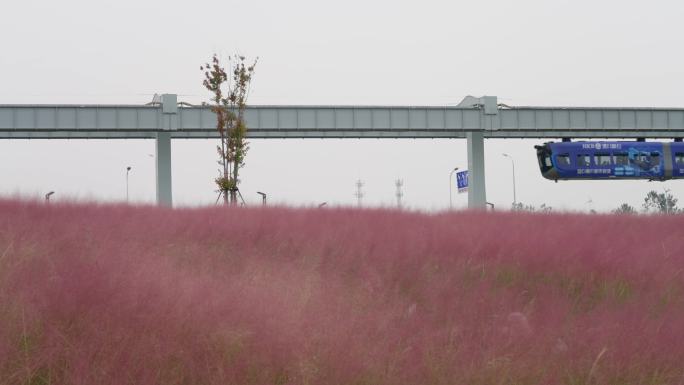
467, 131, 486, 209
155, 132, 172, 206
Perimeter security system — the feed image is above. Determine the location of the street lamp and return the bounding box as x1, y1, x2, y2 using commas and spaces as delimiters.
449, 167, 459, 210
126, 166, 132, 202
502, 153, 517, 206
256, 191, 267, 205
45, 191, 55, 203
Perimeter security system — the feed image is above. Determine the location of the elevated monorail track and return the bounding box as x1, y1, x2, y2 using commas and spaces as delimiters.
2, 95, 683, 207
2, 104, 684, 139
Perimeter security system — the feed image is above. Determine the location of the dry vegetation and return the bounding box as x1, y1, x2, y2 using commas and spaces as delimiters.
1, 200, 683, 384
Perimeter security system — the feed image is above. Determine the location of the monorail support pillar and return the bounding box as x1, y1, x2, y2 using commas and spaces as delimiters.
155, 94, 177, 207
155, 131, 173, 207
467, 130, 487, 209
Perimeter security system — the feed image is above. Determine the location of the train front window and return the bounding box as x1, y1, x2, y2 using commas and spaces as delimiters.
556, 154, 570, 167
614, 153, 628, 165
595, 153, 611, 166
536, 145, 553, 173
577, 154, 591, 167
676, 153, 684, 165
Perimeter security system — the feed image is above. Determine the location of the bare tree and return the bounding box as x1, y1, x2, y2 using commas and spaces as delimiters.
511, 202, 553, 213
613, 203, 636, 215
642, 190, 679, 214
201, 54, 257, 205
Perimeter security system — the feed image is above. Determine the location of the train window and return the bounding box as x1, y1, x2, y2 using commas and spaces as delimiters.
650, 152, 661, 165
676, 153, 684, 165
556, 154, 570, 166
594, 153, 611, 166
636, 153, 649, 163
577, 154, 591, 167
613, 153, 628, 165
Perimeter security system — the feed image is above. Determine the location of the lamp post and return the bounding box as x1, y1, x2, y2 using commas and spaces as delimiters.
126, 166, 132, 202
449, 167, 459, 210
45, 191, 55, 203
502, 153, 517, 206
256, 191, 267, 205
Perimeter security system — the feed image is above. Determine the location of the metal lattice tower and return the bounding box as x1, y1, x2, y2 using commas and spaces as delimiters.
355, 180, 364, 207
395, 179, 404, 208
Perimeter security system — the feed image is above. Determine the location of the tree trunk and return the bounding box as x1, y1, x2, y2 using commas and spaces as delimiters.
220, 130, 229, 205
230, 161, 239, 205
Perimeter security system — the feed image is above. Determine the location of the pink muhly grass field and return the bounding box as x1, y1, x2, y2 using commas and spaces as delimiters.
1, 199, 683, 385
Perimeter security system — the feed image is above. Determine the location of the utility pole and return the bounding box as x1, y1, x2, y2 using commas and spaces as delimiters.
502, 154, 516, 206
449, 167, 459, 210
355, 180, 364, 207
395, 179, 404, 209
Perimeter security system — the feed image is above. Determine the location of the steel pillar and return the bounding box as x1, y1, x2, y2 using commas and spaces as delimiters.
155, 131, 172, 206
467, 131, 486, 209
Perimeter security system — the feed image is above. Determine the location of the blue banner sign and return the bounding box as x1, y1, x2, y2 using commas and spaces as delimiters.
456, 170, 469, 193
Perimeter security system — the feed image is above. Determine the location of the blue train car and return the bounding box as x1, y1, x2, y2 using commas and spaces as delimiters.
535, 141, 684, 181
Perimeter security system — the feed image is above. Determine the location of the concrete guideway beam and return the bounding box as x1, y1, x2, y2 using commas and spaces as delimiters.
3, 129, 684, 139
4, 99, 684, 139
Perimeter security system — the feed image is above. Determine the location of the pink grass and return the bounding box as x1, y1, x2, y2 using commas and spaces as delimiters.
1, 199, 683, 384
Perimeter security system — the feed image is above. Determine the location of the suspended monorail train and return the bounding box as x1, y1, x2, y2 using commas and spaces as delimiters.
535, 141, 684, 181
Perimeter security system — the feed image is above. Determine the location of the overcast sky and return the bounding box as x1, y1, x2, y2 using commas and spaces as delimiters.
1, 0, 683, 211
